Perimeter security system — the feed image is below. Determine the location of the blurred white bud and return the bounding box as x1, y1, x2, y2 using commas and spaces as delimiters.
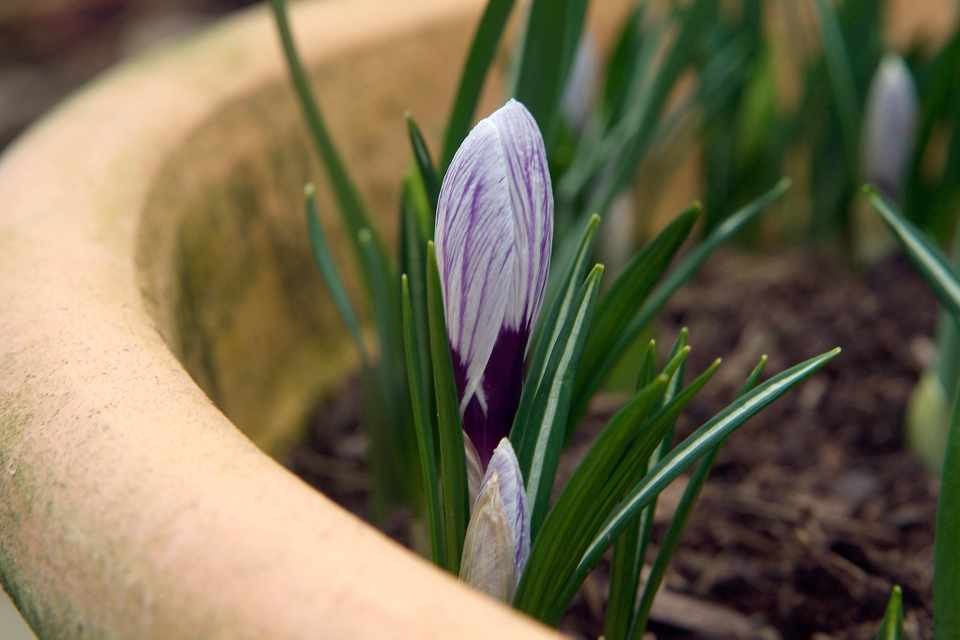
862, 55, 918, 202
561, 33, 599, 133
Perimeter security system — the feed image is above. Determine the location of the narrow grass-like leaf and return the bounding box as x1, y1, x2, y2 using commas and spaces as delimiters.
426, 241, 468, 572
406, 114, 440, 210
605, 332, 686, 640
629, 355, 769, 638
582, 179, 790, 409
572, 206, 701, 427
358, 228, 413, 508
442, 0, 516, 168
357, 228, 403, 400
516, 358, 721, 618
549, 348, 840, 623
560, 15, 664, 206
270, 0, 389, 297
526, 214, 601, 380
304, 184, 368, 365
866, 187, 960, 319
636, 340, 658, 387
519, 264, 605, 538
812, 0, 861, 172
517, 376, 668, 608
876, 585, 903, 640
401, 275, 445, 566
604, 505, 642, 640
400, 183, 435, 445
868, 190, 960, 640
583, 1, 718, 216
513, 0, 588, 136
514, 215, 601, 467
935, 386, 960, 640
601, 5, 646, 129
634, 332, 689, 542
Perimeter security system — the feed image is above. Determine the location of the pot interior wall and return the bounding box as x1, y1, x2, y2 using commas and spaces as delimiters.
134, 0, 636, 458
136, 9, 498, 456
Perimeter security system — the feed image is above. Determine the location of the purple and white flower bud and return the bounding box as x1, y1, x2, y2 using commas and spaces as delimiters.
863, 55, 918, 202
459, 438, 531, 601
435, 99, 553, 465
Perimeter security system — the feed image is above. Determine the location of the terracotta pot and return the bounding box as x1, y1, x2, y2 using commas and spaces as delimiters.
0, 1, 630, 637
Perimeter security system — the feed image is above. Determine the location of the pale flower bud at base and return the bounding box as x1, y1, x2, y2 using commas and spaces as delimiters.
459, 439, 530, 601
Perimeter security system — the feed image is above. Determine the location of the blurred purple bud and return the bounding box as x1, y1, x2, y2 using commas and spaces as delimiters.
459, 439, 530, 600
863, 55, 917, 202
435, 99, 553, 465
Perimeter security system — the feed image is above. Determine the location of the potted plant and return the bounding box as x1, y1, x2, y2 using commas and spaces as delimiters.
4, 0, 952, 636
0, 0, 635, 637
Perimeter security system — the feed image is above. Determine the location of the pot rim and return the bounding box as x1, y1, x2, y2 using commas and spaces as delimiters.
0, 1, 558, 637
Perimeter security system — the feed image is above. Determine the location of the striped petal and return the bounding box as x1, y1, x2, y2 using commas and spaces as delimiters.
435, 99, 553, 463
863, 55, 917, 202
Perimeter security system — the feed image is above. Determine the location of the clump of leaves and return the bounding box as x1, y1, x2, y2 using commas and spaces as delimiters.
271, 0, 840, 632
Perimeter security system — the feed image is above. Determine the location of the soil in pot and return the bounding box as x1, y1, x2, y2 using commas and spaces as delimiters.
288, 249, 938, 639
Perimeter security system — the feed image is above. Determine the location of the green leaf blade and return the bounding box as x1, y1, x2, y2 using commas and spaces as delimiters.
935, 386, 960, 640
520, 264, 606, 539
866, 188, 960, 320
304, 184, 369, 365
585, 179, 790, 408
270, 0, 391, 298
561, 348, 840, 621
426, 241, 469, 573
876, 585, 903, 640
512, 0, 588, 138
629, 356, 768, 638
516, 375, 670, 616
401, 275, 445, 567
441, 0, 517, 168
573, 205, 701, 424
516, 356, 721, 621
513, 215, 601, 470
812, 0, 861, 172
605, 333, 686, 640
405, 114, 440, 210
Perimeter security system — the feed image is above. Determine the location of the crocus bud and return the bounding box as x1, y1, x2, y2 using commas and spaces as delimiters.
560, 33, 598, 133
435, 99, 553, 465
863, 55, 917, 202
459, 438, 530, 601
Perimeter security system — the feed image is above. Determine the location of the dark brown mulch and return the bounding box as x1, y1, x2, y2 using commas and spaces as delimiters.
289, 249, 939, 639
